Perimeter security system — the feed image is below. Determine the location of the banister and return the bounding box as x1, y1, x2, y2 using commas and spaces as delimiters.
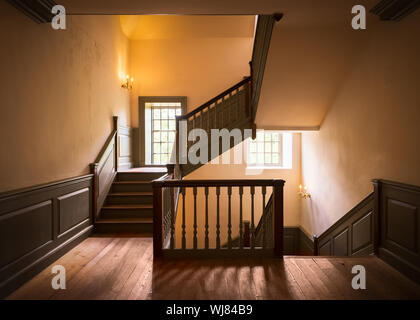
153, 179, 285, 188
178, 77, 251, 120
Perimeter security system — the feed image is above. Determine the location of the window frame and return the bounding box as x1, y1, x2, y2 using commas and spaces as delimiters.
139, 96, 187, 167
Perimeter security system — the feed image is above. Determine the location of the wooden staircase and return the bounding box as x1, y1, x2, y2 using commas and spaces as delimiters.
94, 171, 165, 234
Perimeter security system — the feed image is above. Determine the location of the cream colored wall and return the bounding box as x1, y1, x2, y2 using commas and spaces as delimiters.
129, 37, 253, 127
0, 3, 130, 192
176, 134, 301, 248
300, 11, 420, 236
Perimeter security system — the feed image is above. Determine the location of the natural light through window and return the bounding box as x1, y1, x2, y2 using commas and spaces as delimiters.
246, 131, 292, 169
145, 102, 181, 165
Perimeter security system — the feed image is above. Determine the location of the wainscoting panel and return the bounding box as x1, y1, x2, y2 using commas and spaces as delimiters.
0, 175, 93, 298
284, 227, 314, 255
376, 180, 420, 283
118, 125, 133, 171
315, 193, 374, 256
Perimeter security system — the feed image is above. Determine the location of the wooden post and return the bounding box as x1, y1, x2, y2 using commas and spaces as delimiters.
113, 116, 119, 171
273, 180, 284, 257
313, 235, 319, 256
372, 179, 381, 255
89, 163, 99, 223
153, 182, 163, 259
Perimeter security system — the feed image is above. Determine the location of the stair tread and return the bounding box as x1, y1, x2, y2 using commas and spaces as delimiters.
102, 204, 153, 209
96, 217, 153, 224
108, 192, 153, 196
113, 181, 152, 184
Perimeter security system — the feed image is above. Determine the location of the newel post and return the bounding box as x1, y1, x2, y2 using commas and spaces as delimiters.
89, 163, 99, 223
313, 235, 319, 255
273, 180, 285, 257
153, 181, 163, 259
113, 116, 119, 171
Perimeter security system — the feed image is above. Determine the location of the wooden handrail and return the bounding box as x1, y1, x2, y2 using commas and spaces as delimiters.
178, 77, 251, 120
153, 179, 285, 188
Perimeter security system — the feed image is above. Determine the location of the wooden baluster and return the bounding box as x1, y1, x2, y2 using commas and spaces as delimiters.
170, 187, 175, 249
193, 186, 198, 250
261, 186, 266, 249
273, 181, 284, 257
244, 221, 250, 247
216, 186, 221, 249
181, 187, 186, 250
250, 186, 255, 249
239, 186, 243, 249
205, 186, 209, 249
228, 186, 232, 250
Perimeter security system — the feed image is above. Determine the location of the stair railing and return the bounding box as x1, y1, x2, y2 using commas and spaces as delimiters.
152, 178, 284, 258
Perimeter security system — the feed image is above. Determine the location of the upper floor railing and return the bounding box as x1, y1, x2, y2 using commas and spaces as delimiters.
152, 178, 285, 258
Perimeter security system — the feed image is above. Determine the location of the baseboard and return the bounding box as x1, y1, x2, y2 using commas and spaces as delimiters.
284, 226, 314, 255
379, 247, 420, 284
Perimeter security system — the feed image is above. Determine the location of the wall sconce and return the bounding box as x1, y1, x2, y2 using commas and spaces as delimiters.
298, 184, 311, 199
121, 75, 133, 90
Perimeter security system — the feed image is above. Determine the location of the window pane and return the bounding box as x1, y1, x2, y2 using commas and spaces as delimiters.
161, 120, 168, 130
248, 153, 256, 164
257, 153, 264, 164
265, 153, 271, 164
161, 143, 168, 153
272, 142, 279, 152
265, 142, 271, 152
161, 132, 168, 142
257, 143, 264, 153
169, 120, 175, 130
153, 132, 160, 142
168, 109, 175, 119
153, 109, 160, 119
154, 143, 161, 153
176, 108, 181, 115
256, 131, 264, 141
161, 109, 168, 119
169, 132, 175, 142
250, 142, 257, 152
265, 133, 271, 141
272, 153, 280, 164
272, 132, 280, 141
168, 142, 174, 154
161, 153, 168, 164
153, 154, 160, 164
153, 120, 160, 130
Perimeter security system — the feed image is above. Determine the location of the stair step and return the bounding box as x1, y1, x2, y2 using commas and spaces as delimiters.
112, 181, 153, 192
106, 192, 153, 205
100, 204, 153, 219
94, 218, 153, 234
117, 172, 165, 181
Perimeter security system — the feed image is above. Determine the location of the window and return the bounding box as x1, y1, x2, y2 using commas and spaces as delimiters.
139, 97, 186, 166
247, 131, 292, 169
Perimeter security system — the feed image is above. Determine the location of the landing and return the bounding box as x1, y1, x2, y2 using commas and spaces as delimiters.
119, 167, 167, 173
7, 237, 420, 300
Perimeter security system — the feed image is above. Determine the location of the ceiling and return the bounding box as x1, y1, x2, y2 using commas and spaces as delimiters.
119, 15, 255, 40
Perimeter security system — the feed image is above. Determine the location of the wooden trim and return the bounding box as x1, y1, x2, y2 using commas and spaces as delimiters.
0, 174, 93, 298
153, 179, 285, 188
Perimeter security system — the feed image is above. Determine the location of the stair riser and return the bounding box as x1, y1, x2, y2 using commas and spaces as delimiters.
94, 223, 153, 234
106, 195, 153, 205
100, 208, 153, 219
112, 184, 152, 193
117, 172, 165, 181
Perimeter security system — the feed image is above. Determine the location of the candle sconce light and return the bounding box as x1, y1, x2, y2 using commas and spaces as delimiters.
298, 184, 311, 199
121, 74, 133, 90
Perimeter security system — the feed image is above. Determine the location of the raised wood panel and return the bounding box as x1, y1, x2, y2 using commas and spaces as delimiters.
316, 193, 374, 256
0, 175, 93, 298
333, 228, 349, 256
378, 180, 420, 282
0, 201, 52, 268
98, 146, 115, 211
58, 188, 90, 235
352, 211, 372, 253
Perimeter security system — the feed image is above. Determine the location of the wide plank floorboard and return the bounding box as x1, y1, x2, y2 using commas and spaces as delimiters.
7, 237, 420, 300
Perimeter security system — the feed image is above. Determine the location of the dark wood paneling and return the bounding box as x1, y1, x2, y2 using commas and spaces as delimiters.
370, 0, 420, 21
58, 188, 90, 235
6, 0, 56, 23
315, 193, 374, 256
375, 179, 420, 283
0, 175, 93, 298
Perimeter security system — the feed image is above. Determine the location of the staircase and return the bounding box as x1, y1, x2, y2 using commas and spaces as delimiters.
94, 171, 165, 234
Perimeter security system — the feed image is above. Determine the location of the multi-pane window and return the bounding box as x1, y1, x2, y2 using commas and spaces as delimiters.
147, 102, 182, 165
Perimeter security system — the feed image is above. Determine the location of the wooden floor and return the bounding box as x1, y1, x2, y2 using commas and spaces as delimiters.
7, 237, 420, 300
